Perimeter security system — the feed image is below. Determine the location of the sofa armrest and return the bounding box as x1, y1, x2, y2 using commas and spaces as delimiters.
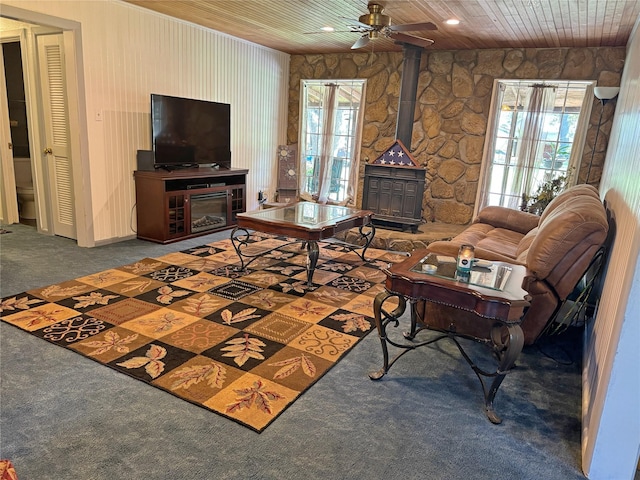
476, 206, 540, 235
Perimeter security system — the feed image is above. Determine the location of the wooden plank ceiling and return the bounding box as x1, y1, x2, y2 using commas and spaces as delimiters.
122, 0, 640, 54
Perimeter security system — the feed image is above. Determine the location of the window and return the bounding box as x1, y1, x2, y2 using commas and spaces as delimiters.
298, 80, 366, 205
476, 80, 594, 213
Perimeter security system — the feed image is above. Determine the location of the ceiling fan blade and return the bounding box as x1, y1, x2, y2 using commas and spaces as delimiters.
390, 22, 438, 32
389, 32, 434, 48
343, 18, 375, 30
303, 29, 360, 35
351, 34, 371, 50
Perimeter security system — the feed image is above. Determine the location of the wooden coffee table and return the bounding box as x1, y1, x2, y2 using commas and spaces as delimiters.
230, 202, 376, 285
370, 249, 530, 424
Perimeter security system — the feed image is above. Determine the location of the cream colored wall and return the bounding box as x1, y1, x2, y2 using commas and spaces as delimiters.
2, 0, 289, 243
582, 17, 640, 480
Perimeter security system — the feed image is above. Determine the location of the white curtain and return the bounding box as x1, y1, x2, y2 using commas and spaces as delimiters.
316, 84, 338, 204
510, 84, 557, 209
343, 86, 366, 207
475, 82, 507, 214
568, 83, 594, 184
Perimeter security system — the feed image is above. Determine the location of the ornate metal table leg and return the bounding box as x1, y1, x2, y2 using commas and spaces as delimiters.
403, 299, 422, 340
369, 291, 407, 380
230, 226, 252, 270
356, 221, 376, 261
484, 323, 524, 424
306, 240, 319, 286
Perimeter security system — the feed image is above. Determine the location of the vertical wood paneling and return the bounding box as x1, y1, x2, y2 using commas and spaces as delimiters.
3, 0, 289, 240
582, 16, 640, 480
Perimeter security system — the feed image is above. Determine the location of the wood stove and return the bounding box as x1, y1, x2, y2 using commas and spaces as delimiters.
361, 140, 425, 233
361, 44, 427, 233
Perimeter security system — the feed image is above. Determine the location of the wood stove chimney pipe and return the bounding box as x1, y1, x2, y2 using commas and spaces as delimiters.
395, 44, 424, 150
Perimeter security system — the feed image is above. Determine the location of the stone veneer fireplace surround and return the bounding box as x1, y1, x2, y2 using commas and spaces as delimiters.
287, 46, 624, 225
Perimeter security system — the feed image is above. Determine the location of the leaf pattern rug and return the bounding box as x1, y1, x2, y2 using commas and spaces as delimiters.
0, 233, 406, 432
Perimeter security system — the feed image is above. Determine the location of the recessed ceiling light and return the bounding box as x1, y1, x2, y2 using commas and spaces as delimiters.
321, 26, 335, 32
445, 19, 460, 25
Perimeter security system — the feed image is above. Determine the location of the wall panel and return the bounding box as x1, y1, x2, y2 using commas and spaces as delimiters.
582, 16, 640, 480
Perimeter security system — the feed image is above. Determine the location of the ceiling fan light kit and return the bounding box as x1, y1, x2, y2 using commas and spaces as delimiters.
347, 2, 437, 50
358, 3, 391, 28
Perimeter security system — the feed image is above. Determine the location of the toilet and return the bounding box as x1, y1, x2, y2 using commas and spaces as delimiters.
14, 158, 36, 220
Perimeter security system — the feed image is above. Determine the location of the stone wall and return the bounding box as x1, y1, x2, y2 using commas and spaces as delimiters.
288, 47, 625, 224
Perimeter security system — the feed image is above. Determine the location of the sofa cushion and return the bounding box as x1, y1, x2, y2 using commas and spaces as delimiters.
475, 228, 524, 259
447, 223, 495, 246
428, 223, 525, 262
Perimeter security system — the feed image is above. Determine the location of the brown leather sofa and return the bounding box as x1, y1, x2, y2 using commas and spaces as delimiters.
424, 184, 609, 345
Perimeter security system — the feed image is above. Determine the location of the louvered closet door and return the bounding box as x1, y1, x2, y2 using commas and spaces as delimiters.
37, 33, 76, 239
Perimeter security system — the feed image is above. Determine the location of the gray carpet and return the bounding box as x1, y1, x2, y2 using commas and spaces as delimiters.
1, 223, 587, 479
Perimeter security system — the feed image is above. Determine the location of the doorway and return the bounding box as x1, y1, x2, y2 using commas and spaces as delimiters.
0, 9, 90, 245
2, 39, 35, 227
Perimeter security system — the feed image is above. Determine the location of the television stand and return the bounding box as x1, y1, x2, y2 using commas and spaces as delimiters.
134, 167, 248, 243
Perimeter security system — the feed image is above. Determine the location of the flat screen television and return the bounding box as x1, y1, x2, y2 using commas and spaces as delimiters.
151, 94, 231, 169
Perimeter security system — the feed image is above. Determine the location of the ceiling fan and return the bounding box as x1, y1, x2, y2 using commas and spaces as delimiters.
346, 2, 437, 50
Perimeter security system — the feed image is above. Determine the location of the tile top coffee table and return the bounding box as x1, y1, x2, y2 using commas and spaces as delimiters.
230, 202, 376, 285
370, 249, 530, 424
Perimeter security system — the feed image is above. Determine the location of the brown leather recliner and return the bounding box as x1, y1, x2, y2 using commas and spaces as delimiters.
423, 184, 609, 345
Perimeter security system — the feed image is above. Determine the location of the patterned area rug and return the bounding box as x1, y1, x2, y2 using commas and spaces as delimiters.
0, 233, 405, 432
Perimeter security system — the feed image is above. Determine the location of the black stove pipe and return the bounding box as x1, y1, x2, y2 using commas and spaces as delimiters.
395, 44, 424, 149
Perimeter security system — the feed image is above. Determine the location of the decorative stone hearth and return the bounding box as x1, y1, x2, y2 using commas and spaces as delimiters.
336, 222, 466, 253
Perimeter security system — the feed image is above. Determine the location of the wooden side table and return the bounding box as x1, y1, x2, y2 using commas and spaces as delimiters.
370, 249, 530, 424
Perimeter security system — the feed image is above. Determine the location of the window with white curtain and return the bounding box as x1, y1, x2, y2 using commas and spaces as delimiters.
298, 79, 366, 205
475, 80, 594, 214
